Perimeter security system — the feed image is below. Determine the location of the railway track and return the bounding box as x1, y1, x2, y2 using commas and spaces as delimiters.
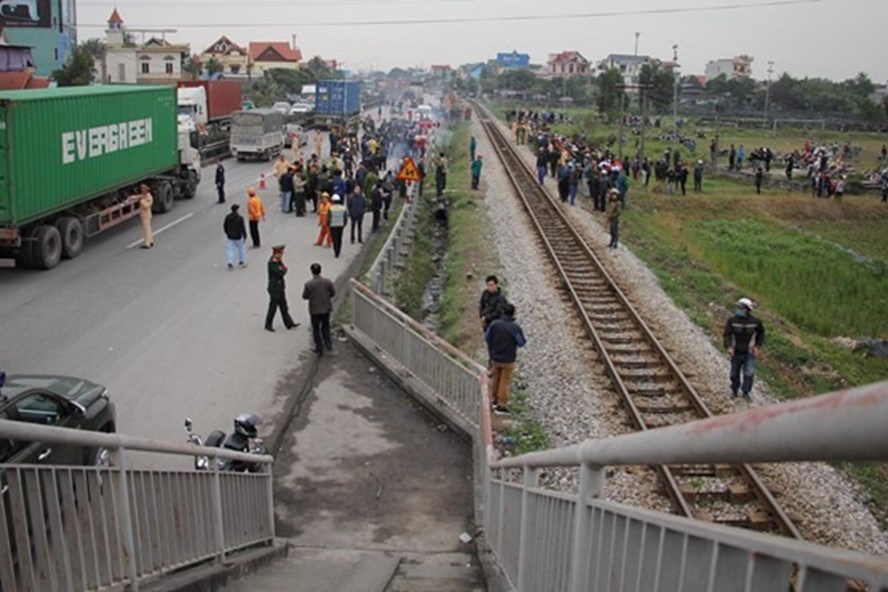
473, 100, 802, 540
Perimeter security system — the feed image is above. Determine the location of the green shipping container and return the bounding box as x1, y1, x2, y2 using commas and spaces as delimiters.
0, 85, 178, 227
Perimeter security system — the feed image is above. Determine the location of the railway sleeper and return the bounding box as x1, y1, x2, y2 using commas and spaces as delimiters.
606, 342, 652, 354
644, 412, 700, 428
635, 401, 693, 415
678, 484, 755, 504
600, 335, 644, 346
587, 313, 632, 323
621, 382, 676, 396
669, 464, 740, 479
609, 356, 659, 368
618, 367, 674, 381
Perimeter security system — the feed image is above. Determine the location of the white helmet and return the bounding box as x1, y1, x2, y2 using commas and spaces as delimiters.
737, 297, 755, 310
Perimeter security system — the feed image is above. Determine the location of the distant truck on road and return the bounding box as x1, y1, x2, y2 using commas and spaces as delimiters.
229, 109, 284, 161
0, 86, 201, 270
176, 80, 242, 133
313, 80, 362, 128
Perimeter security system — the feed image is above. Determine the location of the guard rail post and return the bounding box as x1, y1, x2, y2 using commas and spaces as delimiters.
110, 447, 140, 592
570, 463, 604, 592
516, 467, 539, 589
211, 455, 226, 563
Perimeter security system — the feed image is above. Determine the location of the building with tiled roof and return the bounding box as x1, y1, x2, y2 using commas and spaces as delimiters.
248, 41, 303, 75
547, 51, 591, 77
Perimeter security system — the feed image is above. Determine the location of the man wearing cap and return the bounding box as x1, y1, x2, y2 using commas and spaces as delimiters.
223, 204, 247, 269
327, 194, 348, 258
265, 245, 299, 332
723, 298, 765, 402
247, 187, 266, 248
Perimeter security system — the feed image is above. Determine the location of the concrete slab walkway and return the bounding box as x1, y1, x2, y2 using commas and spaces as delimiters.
222, 334, 485, 591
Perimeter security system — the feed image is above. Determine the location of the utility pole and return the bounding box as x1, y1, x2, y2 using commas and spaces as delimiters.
764, 60, 774, 128
618, 86, 626, 161
634, 32, 640, 56
639, 83, 652, 162
672, 44, 680, 148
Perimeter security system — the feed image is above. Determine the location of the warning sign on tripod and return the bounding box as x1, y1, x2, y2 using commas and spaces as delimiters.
396, 157, 422, 182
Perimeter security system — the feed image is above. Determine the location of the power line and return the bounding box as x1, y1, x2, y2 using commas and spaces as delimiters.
78, 0, 821, 29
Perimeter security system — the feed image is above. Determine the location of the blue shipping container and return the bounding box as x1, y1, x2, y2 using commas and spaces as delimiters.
314, 80, 361, 116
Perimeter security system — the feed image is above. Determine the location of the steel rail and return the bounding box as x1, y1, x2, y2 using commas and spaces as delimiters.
473, 101, 801, 539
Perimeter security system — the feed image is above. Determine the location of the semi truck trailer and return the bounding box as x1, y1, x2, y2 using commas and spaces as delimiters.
0, 85, 201, 270
177, 80, 242, 131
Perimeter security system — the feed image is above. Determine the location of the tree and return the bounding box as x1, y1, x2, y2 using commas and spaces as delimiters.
498, 69, 536, 92
303, 56, 339, 82
182, 55, 202, 80
264, 68, 309, 97
52, 44, 95, 86
638, 61, 676, 113
596, 68, 625, 116
205, 57, 223, 77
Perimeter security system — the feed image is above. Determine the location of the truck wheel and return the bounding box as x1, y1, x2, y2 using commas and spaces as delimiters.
14, 228, 36, 268
183, 171, 199, 199
55, 217, 84, 259
153, 182, 174, 213
32, 224, 62, 270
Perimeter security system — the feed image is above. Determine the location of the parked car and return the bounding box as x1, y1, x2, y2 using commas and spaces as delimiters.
0, 373, 116, 466
283, 123, 308, 148
290, 102, 313, 114
272, 101, 292, 115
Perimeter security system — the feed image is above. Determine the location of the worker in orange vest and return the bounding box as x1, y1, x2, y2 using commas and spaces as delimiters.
247, 187, 266, 248
314, 192, 332, 248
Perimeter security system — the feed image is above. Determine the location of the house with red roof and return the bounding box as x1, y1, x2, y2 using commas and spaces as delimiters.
200, 36, 249, 76
248, 41, 303, 75
547, 51, 591, 77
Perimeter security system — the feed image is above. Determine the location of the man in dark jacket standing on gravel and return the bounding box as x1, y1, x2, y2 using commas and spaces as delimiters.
303, 263, 335, 355
479, 275, 508, 331
723, 297, 765, 403
485, 303, 527, 415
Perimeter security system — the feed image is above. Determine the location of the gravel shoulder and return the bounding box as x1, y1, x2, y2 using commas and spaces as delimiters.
471, 114, 888, 556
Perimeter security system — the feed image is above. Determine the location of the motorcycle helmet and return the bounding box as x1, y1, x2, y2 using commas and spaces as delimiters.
233, 413, 260, 438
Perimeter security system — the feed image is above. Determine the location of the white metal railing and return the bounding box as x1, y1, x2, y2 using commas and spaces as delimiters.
351, 279, 487, 433
364, 197, 417, 296
349, 278, 888, 592
487, 382, 888, 591
0, 420, 274, 592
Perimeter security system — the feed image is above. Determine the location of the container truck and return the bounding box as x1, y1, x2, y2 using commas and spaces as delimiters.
0, 85, 201, 270
313, 80, 361, 128
229, 109, 283, 161
177, 80, 242, 131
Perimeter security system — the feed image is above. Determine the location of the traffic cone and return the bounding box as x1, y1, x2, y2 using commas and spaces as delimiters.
259, 173, 267, 190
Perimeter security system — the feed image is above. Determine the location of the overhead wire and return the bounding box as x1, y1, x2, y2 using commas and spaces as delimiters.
77, 0, 822, 29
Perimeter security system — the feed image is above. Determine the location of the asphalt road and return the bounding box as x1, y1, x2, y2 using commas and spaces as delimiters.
0, 137, 368, 463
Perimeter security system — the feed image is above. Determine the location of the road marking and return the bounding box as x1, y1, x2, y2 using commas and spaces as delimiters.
127, 213, 194, 249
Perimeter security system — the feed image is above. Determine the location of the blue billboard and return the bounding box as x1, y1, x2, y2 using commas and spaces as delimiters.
496, 51, 530, 69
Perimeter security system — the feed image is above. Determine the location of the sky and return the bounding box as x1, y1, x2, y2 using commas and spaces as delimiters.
75, 0, 887, 83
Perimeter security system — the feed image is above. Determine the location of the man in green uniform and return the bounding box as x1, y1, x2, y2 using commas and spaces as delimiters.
265, 245, 300, 332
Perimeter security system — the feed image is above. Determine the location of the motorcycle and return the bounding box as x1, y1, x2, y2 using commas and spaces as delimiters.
183, 413, 268, 472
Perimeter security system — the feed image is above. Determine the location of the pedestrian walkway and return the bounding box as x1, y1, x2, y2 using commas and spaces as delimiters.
222, 319, 485, 591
